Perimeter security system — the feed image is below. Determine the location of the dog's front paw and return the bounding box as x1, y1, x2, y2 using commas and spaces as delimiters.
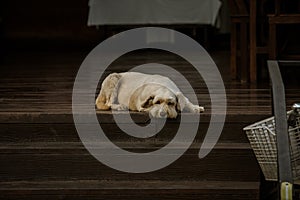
192, 105, 205, 113
111, 104, 128, 111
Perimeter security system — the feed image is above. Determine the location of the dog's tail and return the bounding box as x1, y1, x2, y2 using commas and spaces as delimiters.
96, 73, 122, 110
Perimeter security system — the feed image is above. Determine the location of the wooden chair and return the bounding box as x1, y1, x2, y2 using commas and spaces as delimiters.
229, 0, 271, 82
268, 0, 300, 59
228, 0, 249, 82
249, 0, 272, 82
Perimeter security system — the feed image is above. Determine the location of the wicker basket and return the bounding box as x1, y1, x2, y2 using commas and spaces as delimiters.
243, 111, 300, 182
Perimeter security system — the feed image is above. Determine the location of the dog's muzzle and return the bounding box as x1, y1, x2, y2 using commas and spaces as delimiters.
159, 109, 167, 118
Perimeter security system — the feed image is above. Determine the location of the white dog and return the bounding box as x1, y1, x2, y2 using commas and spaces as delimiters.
95, 72, 204, 118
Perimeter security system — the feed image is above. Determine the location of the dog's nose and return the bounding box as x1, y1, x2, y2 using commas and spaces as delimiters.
160, 111, 167, 118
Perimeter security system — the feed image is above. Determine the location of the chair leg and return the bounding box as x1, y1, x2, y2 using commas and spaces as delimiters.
249, 0, 257, 82
240, 23, 248, 82
269, 23, 277, 59
230, 23, 237, 79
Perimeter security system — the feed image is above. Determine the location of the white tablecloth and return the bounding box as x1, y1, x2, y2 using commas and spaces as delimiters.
88, 0, 222, 26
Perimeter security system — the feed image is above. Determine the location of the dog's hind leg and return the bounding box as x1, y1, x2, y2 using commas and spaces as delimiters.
96, 73, 122, 110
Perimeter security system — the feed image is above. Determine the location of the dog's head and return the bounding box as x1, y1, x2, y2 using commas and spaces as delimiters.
130, 84, 183, 119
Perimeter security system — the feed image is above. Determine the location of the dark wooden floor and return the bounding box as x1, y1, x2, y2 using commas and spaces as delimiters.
0, 50, 275, 115
0, 47, 299, 199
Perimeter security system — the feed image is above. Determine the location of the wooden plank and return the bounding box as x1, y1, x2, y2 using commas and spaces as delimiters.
0, 180, 260, 190
0, 112, 271, 123
0, 180, 259, 200
0, 142, 252, 152
269, 14, 300, 24
0, 148, 260, 182
0, 119, 264, 143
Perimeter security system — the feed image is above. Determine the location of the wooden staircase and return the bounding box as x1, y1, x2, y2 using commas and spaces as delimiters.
0, 115, 262, 200
0, 50, 275, 199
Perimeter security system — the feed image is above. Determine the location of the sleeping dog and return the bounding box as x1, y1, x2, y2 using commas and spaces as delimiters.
96, 72, 204, 118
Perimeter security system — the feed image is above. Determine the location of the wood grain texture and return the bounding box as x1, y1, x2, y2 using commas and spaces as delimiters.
0, 144, 259, 182
2, 49, 299, 199
0, 180, 259, 200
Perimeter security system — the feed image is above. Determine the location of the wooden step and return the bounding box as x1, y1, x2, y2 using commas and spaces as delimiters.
0, 112, 269, 144
0, 142, 260, 182
0, 180, 260, 200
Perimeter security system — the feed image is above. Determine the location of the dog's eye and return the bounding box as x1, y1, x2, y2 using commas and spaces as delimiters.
155, 100, 161, 104
168, 102, 175, 106
142, 96, 154, 108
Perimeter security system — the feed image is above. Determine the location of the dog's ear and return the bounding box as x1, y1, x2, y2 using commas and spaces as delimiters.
176, 92, 187, 111
141, 96, 154, 109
